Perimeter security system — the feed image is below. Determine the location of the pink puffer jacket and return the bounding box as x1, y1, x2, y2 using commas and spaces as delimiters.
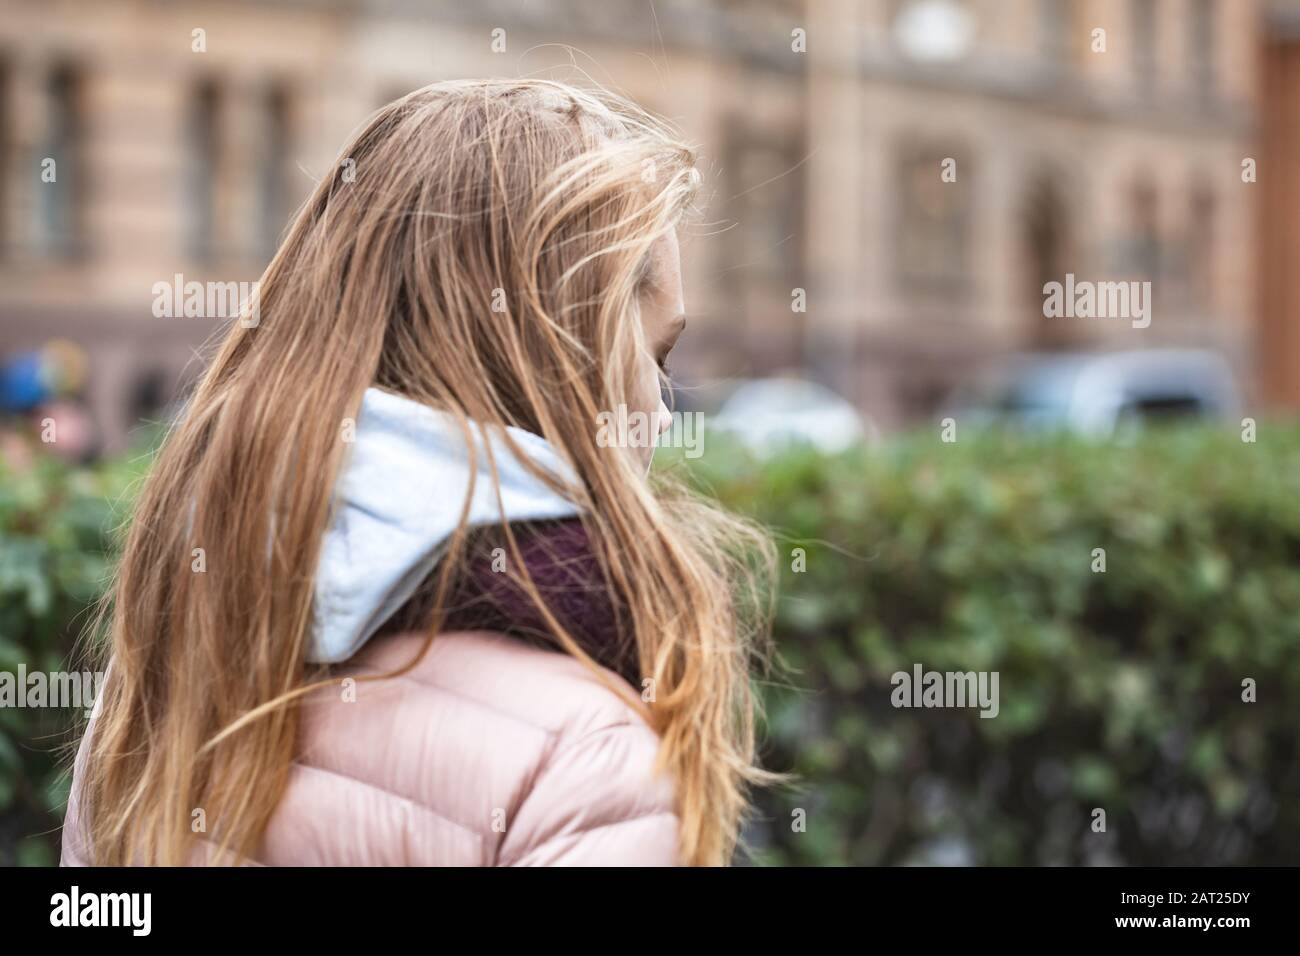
60, 630, 680, 866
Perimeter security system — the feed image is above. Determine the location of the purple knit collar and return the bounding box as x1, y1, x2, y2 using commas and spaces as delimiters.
438, 518, 640, 687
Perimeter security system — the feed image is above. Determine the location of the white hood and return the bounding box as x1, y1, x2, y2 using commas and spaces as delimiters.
308, 387, 581, 663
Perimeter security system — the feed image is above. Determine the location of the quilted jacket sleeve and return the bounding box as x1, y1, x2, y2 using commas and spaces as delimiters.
496, 719, 680, 866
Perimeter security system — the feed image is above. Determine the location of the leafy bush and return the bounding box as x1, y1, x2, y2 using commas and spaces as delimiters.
668, 424, 1300, 865
6, 423, 1300, 866
0, 450, 143, 865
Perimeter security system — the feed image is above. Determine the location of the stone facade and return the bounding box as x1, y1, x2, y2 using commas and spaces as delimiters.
0, 0, 1269, 447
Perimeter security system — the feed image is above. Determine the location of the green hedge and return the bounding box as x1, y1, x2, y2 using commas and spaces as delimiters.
670, 424, 1300, 865
5, 424, 1300, 865
0, 451, 142, 866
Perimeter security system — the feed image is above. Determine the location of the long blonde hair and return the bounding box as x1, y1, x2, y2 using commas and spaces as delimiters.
76, 78, 774, 866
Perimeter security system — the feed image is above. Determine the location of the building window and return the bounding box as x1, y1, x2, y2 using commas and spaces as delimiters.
1039, 0, 1069, 67
1131, 0, 1157, 91
1126, 175, 1161, 280
1022, 174, 1074, 347
185, 80, 220, 262
1190, 0, 1215, 102
38, 64, 83, 257
894, 146, 971, 293
1189, 184, 1215, 312
723, 127, 806, 290
257, 82, 290, 262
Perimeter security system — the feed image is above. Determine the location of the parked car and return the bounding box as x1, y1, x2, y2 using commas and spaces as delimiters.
949, 349, 1243, 437
711, 377, 869, 454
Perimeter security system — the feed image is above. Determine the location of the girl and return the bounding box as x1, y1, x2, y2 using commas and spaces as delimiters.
61, 78, 773, 867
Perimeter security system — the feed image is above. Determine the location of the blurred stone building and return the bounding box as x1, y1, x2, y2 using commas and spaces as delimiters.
0, 0, 1274, 446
